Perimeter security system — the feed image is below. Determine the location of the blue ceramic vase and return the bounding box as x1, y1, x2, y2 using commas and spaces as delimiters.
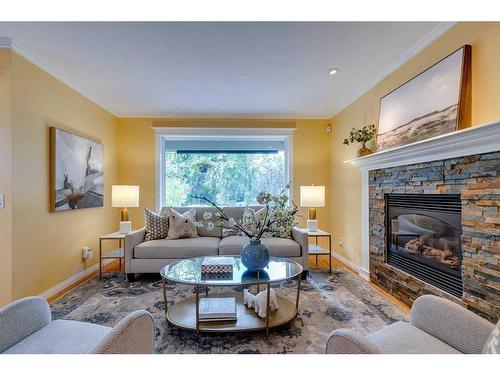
241, 239, 270, 271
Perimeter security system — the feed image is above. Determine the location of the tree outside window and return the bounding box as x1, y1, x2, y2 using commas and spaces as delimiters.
163, 151, 286, 206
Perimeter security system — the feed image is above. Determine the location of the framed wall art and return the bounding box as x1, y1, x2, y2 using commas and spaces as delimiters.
50, 127, 104, 211
376, 45, 471, 151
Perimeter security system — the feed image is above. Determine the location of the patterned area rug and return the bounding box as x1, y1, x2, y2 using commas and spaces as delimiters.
50, 269, 408, 354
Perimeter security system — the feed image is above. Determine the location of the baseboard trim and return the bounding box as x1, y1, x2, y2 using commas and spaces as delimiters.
39, 259, 114, 301
332, 252, 370, 281
358, 267, 370, 282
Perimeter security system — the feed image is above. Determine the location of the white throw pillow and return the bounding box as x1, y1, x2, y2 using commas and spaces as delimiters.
165, 208, 198, 239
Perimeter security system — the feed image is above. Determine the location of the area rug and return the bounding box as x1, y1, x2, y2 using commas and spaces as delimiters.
50, 269, 408, 354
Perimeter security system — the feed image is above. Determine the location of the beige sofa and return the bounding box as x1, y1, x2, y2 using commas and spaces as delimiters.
125, 206, 309, 280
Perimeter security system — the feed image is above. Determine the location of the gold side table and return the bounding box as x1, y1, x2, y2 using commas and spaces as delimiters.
304, 229, 332, 274
99, 231, 127, 279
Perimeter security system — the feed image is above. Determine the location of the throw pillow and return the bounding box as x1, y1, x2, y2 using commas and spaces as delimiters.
165, 208, 198, 239
144, 208, 169, 241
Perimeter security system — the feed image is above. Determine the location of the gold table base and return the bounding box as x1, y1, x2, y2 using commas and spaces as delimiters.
165, 292, 299, 335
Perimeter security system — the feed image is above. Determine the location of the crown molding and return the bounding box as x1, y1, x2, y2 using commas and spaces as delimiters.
0, 37, 12, 49
0, 37, 119, 116
372, 22, 457, 90
330, 21, 457, 119
118, 112, 328, 119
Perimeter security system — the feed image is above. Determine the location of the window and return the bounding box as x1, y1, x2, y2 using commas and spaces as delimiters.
155, 128, 294, 208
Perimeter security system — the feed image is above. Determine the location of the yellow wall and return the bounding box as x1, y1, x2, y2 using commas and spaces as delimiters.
329, 22, 500, 267
0, 49, 13, 305
4, 21, 499, 302
117, 118, 332, 231
9, 52, 119, 299
2, 52, 331, 302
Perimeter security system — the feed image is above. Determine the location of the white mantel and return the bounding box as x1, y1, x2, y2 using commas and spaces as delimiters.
344, 120, 500, 280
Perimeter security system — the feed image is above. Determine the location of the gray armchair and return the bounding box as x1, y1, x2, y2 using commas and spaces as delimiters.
326, 295, 496, 354
0, 297, 154, 354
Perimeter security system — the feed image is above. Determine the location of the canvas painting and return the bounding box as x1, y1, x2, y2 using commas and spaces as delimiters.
50, 127, 104, 211
376, 46, 470, 151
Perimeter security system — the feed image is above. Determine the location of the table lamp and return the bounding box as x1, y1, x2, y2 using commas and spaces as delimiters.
300, 185, 325, 232
112, 185, 139, 234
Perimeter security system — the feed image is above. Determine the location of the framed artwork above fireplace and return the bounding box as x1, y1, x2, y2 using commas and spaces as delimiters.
376, 45, 471, 152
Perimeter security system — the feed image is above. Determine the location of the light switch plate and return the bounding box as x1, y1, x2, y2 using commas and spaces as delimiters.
0, 194, 4, 209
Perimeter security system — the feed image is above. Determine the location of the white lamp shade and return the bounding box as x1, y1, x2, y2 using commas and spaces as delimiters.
112, 185, 139, 207
300, 186, 325, 207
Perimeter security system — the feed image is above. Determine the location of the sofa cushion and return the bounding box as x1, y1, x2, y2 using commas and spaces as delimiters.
164, 207, 222, 237
222, 207, 246, 223
3, 320, 111, 354
134, 237, 220, 259
218, 236, 301, 257
222, 206, 262, 224
366, 321, 461, 354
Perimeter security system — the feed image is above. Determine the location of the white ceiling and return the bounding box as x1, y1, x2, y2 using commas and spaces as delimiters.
0, 22, 453, 118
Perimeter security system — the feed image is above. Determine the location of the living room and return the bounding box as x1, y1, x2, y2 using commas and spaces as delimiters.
0, 1, 499, 372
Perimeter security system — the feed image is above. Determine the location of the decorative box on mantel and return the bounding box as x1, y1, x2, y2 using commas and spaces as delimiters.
344, 120, 500, 322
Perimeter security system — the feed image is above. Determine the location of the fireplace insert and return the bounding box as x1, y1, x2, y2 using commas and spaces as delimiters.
385, 194, 463, 297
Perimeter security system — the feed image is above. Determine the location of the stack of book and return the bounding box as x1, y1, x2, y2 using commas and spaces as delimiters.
199, 297, 237, 322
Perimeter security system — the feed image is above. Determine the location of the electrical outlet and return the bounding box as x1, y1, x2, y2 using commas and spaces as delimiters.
0, 194, 4, 209
82, 246, 90, 260
337, 237, 344, 246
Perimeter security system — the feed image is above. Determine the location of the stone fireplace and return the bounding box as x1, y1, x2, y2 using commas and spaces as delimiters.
385, 193, 463, 298
346, 121, 500, 323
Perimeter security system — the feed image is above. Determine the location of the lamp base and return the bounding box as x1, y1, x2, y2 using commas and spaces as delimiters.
119, 221, 132, 234
307, 219, 318, 232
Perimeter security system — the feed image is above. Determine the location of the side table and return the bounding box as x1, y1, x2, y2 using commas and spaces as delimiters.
99, 231, 127, 279
304, 229, 332, 274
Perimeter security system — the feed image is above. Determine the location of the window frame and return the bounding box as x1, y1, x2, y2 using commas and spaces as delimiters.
154, 127, 295, 211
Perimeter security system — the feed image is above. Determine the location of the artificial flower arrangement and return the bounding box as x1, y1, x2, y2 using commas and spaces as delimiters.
193, 184, 299, 240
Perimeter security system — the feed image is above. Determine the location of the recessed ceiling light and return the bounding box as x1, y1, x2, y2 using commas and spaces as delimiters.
328, 68, 339, 76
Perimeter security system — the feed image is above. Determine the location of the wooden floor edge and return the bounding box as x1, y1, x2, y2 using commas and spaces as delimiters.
47, 260, 120, 304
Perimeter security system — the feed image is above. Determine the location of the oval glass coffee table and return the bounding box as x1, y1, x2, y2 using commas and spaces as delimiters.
160, 256, 303, 337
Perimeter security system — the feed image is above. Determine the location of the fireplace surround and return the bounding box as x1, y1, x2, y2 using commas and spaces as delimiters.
368, 153, 499, 321
345, 121, 500, 322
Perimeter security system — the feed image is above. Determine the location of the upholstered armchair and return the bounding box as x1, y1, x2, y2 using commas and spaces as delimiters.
0, 297, 155, 354
326, 295, 497, 354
